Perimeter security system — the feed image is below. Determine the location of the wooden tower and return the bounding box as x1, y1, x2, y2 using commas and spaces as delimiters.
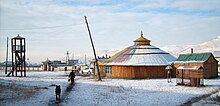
11, 34, 26, 77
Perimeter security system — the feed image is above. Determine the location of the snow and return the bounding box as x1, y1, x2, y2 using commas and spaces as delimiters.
193, 90, 220, 106
108, 54, 176, 66
0, 70, 220, 106
177, 66, 203, 70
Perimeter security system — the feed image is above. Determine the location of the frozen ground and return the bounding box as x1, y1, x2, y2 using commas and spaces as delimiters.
193, 91, 220, 106
0, 70, 220, 106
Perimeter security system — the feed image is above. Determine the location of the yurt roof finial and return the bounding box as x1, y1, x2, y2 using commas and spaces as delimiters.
133, 31, 151, 45
141, 30, 143, 37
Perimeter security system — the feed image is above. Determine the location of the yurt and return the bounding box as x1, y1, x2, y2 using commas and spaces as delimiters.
99, 32, 176, 79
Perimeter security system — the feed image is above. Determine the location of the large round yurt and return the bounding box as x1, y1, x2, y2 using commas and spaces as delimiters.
99, 32, 176, 79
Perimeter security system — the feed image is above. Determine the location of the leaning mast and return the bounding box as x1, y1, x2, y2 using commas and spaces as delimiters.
84, 16, 101, 81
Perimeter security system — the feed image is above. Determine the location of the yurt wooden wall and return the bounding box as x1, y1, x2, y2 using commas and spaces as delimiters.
100, 65, 175, 79
93, 61, 108, 78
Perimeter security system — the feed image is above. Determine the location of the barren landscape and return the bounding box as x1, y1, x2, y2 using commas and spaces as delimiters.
0, 71, 220, 106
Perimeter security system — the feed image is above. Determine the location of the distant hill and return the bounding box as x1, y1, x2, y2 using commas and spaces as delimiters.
161, 36, 220, 56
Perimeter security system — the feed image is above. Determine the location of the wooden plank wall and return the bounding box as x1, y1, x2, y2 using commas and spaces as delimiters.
101, 65, 169, 79
204, 55, 218, 78
176, 69, 203, 79
111, 66, 135, 79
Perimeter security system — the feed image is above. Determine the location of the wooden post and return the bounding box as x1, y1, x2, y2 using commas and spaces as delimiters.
181, 69, 184, 84
5, 37, 9, 74
85, 55, 87, 66
11, 38, 14, 76
176, 69, 178, 85
24, 38, 26, 77
84, 16, 101, 81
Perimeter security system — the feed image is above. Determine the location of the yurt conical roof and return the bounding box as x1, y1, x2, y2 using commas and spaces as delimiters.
105, 32, 176, 66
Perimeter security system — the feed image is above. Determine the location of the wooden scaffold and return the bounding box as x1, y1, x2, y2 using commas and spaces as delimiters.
9, 34, 26, 77
176, 66, 204, 87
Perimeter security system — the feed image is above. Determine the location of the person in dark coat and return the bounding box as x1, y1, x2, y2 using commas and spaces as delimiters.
68, 70, 75, 84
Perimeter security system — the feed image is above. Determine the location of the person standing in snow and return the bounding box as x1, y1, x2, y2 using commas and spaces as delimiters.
68, 70, 75, 84
167, 69, 172, 83
166, 65, 173, 83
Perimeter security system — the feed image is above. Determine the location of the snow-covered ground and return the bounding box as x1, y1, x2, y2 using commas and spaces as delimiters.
0, 70, 220, 106
193, 91, 220, 106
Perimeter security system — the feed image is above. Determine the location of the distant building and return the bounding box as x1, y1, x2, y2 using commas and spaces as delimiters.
0, 61, 13, 67
0, 61, 13, 70
53, 60, 62, 65
26, 63, 41, 71
42, 59, 53, 71
41, 58, 80, 71
90, 54, 111, 74
68, 59, 79, 66
98, 55, 111, 63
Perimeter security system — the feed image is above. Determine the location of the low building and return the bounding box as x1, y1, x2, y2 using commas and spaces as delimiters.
41, 59, 80, 71
0, 61, 13, 70
41, 59, 53, 71
68, 59, 79, 66
174, 53, 218, 79
26, 64, 42, 71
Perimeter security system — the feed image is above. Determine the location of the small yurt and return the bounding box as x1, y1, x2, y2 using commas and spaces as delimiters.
99, 32, 176, 79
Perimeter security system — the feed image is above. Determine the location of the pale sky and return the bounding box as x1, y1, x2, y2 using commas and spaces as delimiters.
0, 0, 220, 63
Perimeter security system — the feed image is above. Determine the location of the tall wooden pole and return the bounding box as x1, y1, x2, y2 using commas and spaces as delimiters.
84, 16, 101, 81
85, 54, 87, 65
11, 38, 14, 76
5, 37, 9, 74
65, 51, 70, 65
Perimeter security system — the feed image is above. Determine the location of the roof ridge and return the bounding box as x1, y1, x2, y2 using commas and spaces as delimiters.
177, 53, 212, 62
179, 52, 212, 55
